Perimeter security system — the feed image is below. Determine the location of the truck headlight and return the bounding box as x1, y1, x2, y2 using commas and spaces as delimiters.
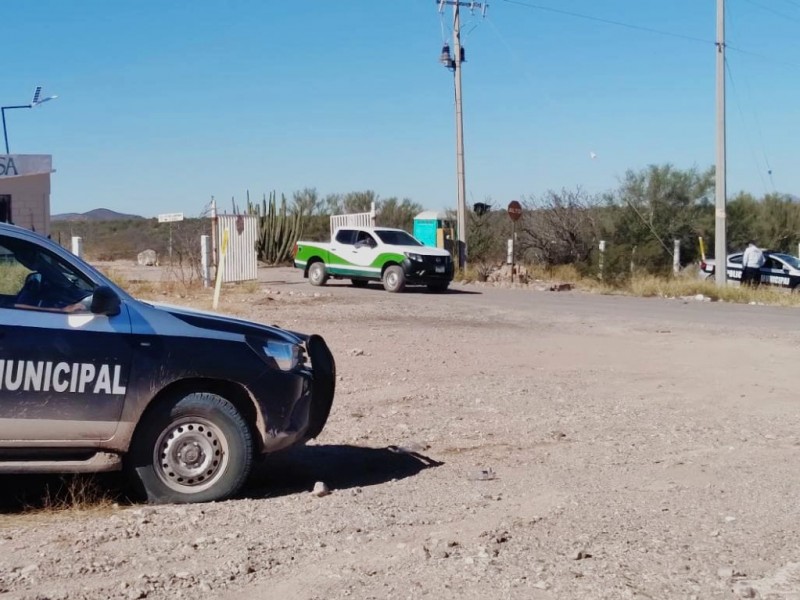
263, 340, 301, 371
405, 252, 423, 262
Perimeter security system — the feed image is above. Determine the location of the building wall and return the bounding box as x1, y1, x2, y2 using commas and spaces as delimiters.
0, 173, 51, 236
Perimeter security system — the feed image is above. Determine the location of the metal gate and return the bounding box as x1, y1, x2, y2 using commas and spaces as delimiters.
329, 202, 377, 237
216, 214, 258, 282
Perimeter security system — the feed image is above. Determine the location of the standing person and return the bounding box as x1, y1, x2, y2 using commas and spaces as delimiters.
741, 240, 765, 287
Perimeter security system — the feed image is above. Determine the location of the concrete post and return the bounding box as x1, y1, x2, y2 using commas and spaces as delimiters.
673, 239, 681, 275
71, 236, 83, 258
599, 240, 606, 280
201, 235, 211, 288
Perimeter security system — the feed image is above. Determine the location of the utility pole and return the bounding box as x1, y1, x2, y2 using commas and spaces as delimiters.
715, 0, 727, 286
438, 0, 487, 270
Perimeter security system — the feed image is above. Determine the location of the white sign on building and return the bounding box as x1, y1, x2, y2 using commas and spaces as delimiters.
0, 154, 54, 235
0, 155, 52, 178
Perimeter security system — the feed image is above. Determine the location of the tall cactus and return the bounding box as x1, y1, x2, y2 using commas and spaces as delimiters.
248, 192, 305, 265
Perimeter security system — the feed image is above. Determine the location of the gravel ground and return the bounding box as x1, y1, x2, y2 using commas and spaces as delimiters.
2, 267, 800, 600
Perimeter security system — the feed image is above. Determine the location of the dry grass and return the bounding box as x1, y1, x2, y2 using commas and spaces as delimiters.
37, 475, 120, 514
0, 475, 123, 524
240, 280, 261, 294
97, 266, 208, 301
459, 262, 800, 308
626, 274, 800, 306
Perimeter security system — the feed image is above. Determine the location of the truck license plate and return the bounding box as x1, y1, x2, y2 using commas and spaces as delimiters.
435, 266, 445, 273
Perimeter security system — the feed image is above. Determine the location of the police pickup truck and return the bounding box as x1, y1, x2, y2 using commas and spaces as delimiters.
0, 223, 335, 504
293, 226, 454, 293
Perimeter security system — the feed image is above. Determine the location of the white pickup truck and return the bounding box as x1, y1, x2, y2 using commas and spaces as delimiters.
293, 227, 454, 293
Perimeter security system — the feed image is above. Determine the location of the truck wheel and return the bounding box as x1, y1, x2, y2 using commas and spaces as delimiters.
351, 279, 369, 288
383, 265, 406, 293
427, 282, 449, 293
127, 392, 254, 504
308, 262, 329, 286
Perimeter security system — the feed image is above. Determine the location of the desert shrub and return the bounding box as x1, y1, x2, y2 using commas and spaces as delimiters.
0, 263, 30, 294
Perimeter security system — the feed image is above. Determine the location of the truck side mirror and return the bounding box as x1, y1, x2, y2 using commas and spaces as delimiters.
90, 285, 121, 316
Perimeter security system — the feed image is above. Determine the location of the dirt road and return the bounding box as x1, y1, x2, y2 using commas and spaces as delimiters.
2, 268, 800, 599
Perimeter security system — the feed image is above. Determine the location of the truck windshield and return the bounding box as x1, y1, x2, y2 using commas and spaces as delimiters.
375, 230, 422, 247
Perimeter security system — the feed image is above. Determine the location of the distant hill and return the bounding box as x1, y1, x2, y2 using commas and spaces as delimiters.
52, 208, 145, 222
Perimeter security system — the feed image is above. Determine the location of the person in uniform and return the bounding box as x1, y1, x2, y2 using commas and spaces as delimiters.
741, 240, 765, 287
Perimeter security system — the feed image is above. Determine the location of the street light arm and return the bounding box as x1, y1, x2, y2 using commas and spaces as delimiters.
2, 92, 57, 154
1, 105, 32, 154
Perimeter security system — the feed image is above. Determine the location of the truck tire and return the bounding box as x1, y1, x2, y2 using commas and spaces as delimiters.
383, 265, 406, 293
308, 261, 329, 286
127, 392, 254, 504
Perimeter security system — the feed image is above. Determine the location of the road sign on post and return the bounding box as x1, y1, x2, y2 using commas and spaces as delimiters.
157, 213, 184, 223
507, 201, 523, 283
157, 213, 184, 264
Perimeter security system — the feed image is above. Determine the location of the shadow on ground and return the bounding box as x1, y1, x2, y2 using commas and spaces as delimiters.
0, 445, 441, 513
245, 443, 443, 499
321, 282, 482, 295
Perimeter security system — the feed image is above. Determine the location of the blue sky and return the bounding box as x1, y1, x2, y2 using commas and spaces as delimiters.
3, 1, 799, 217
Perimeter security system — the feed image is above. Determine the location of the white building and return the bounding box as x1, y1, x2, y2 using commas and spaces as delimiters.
0, 154, 53, 236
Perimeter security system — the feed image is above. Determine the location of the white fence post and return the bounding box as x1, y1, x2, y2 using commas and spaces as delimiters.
673, 239, 681, 275
201, 235, 211, 288
71, 236, 83, 258
598, 240, 606, 280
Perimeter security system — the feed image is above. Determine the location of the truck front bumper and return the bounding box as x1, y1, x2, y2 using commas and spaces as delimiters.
402, 257, 454, 284
249, 335, 336, 453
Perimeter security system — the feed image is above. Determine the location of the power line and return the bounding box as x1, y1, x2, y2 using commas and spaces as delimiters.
502, 0, 800, 71
726, 44, 800, 70
726, 5, 778, 194
742, 0, 800, 23
725, 59, 771, 196
501, 0, 714, 45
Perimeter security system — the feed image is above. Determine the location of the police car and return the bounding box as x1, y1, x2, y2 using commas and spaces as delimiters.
700, 251, 800, 291
0, 223, 335, 504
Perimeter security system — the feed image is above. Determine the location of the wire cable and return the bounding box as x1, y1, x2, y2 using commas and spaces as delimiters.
725, 59, 771, 195
726, 0, 773, 194
725, 44, 800, 71
501, 0, 714, 46
741, 0, 800, 24
727, 5, 778, 193
439, 6, 449, 44
501, 0, 800, 71
483, 14, 563, 111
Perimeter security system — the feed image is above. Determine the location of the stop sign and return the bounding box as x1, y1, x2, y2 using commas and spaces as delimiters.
507, 200, 523, 222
